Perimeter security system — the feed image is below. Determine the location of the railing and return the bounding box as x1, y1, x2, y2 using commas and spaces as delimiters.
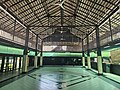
0, 36, 36, 50
43, 42, 81, 45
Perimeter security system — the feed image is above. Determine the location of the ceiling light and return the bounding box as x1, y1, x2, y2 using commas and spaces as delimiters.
60, 37, 65, 41
60, 38, 64, 40
60, 31, 63, 33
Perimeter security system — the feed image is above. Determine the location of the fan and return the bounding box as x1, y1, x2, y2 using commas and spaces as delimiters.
54, 0, 66, 9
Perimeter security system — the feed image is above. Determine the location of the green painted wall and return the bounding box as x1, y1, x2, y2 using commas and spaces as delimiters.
84, 51, 110, 58
42, 52, 82, 57
0, 45, 82, 57
0, 45, 111, 57
0, 45, 36, 56
102, 51, 110, 57
0, 45, 23, 55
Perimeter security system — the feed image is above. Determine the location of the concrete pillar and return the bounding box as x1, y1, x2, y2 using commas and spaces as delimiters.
109, 18, 113, 41
82, 57, 85, 67
82, 39, 85, 67
34, 56, 38, 68
22, 27, 29, 73
40, 41, 43, 67
87, 35, 91, 69
1, 56, 5, 72
40, 56, 43, 66
34, 35, 38, 68
22, 55, 28, 73
96, 26, 103, 75
87, 56, 91, 69
97, 56, 103, 74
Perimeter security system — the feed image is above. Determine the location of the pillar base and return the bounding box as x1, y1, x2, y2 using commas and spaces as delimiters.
34, 66, 38, 69
34, 67, 38, 69
82, 66, 86, 68
98, 73, 103, 76
22, 72, 27, 74
86, 68, 91, 70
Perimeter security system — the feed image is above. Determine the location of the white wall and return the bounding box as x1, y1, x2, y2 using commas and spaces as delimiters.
43, 45, 57, 51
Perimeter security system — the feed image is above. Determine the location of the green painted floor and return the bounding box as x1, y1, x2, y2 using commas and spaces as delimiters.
0, 66, 120, 90
0, 67, 34, 82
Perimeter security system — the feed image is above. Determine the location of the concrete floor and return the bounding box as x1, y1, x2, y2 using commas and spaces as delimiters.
0, 67, 34, 82
0, 66, 120, 90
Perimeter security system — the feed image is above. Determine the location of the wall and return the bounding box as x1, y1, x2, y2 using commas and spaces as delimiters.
91, 62, 109, 72
43, 45, 81, 52
110, 64, 120, 75
110, 49, 120, 64
43, 57, 82, 65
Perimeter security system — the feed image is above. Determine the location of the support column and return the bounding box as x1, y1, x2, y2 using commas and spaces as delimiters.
13, 20, 16, 40
96, 26, 103, 75
82, 39, 85, 67
12, 56, 15, 70
22, 27, 29, 73
109, 18, 113, 41
34, 35, 38, 68
40, 41, 43, 67
6, 57, 9, 72
1, 56, 5, 72
19, 57, 21, 70
87, 35, 91, 69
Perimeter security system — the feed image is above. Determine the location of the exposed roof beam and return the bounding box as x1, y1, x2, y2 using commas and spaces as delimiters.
98, 1, 120, 27
77, 4, 103, 18
102, 0, 117, 5
0, 3, 26, 28
69, 0, 105, 14
34, 19, 61, 35
83, 1, 120, 40
64, 9, 96, 25
74, 0, 80, 14
29, 25, 95, 28
8, 0, 23, 8
0, 3, 42, 40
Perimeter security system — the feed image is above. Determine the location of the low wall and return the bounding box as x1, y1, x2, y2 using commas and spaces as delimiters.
91, 62, 120, 75
91, 62, 110, 73
110, 64, 120, 75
